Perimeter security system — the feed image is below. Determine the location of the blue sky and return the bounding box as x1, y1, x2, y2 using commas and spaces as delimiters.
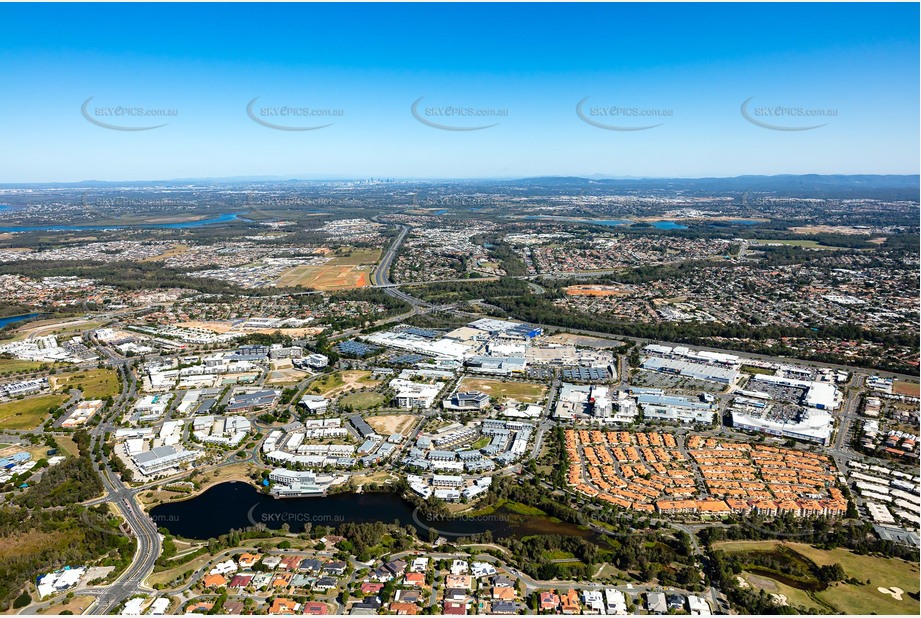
0, 2, 917, 182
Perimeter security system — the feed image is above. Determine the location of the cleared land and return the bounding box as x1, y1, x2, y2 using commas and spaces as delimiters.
265, 368, 309, 385
51, 368, 120, 399
751, 239, 844, 250
275, 248, 381, 290
339, 391, 387, 411
893, 380, 920, 397
714, 540, 920, 615
544, 333, 622, 349
0, 394, 68, 429
141, 243, 190, 262
366, 414, 418, 436
458, 377, 548, 403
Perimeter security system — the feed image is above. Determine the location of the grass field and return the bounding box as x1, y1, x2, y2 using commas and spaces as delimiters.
339, 391, 387, 410
0, 358, 47, 374
52, 368, 120, 399
893, 380, 920, 397
0, 394, 68, 429
458, 377, 547, 403
275, 248, 381, 290
714, 540, 920, 615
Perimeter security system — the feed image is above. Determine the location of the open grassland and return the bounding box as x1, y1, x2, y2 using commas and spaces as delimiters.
0, 529, 82, 561
458, 377, 547, 403
0, 358, 47, 374
0, 394, 68, 429
275, 248, 381, 290
714, 540, 920, 615
52, 368, 120, 399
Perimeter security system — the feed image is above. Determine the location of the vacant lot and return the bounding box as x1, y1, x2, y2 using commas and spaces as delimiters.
43, 594, 96, 615
275, 248, 381, 290
714, 540, 920, 615
458, 377, 547, 403
0, 358, 47, 374
52, 368, 120, 399
893, 380, 920, 397
0, 394, 68, 429
265, 367, 309, 385
308, 370, 379, 397
340, 391, 387, 411
366, 414, 419, 436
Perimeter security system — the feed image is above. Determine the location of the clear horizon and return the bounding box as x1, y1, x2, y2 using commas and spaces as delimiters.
0, 2, 918, 182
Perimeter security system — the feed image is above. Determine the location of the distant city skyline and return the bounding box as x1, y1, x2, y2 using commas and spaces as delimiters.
0, 2, 918, 182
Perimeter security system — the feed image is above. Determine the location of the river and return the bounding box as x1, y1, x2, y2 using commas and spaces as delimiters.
0, 212, 243, 233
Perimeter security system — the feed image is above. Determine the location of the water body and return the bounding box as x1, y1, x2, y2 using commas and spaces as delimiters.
727, 219, 762, 225
0, 212, 242, 233
0, 312, 41, 328
650, 220, 689, 230
149, 482, 593, 541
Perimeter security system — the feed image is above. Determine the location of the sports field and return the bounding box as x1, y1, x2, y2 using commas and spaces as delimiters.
275, 248, 381, 290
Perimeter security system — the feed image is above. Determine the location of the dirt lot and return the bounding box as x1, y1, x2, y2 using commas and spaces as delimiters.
458, 377, 548, 403
544, 333, 623, 348
366, 414, 419, 436
893, 380, 920, 397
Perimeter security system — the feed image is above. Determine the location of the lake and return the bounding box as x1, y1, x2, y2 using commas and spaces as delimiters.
650, 220, 688, 230
0, 313, 42, 328
149, 482, 594, 541
0, 212, 242, 233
